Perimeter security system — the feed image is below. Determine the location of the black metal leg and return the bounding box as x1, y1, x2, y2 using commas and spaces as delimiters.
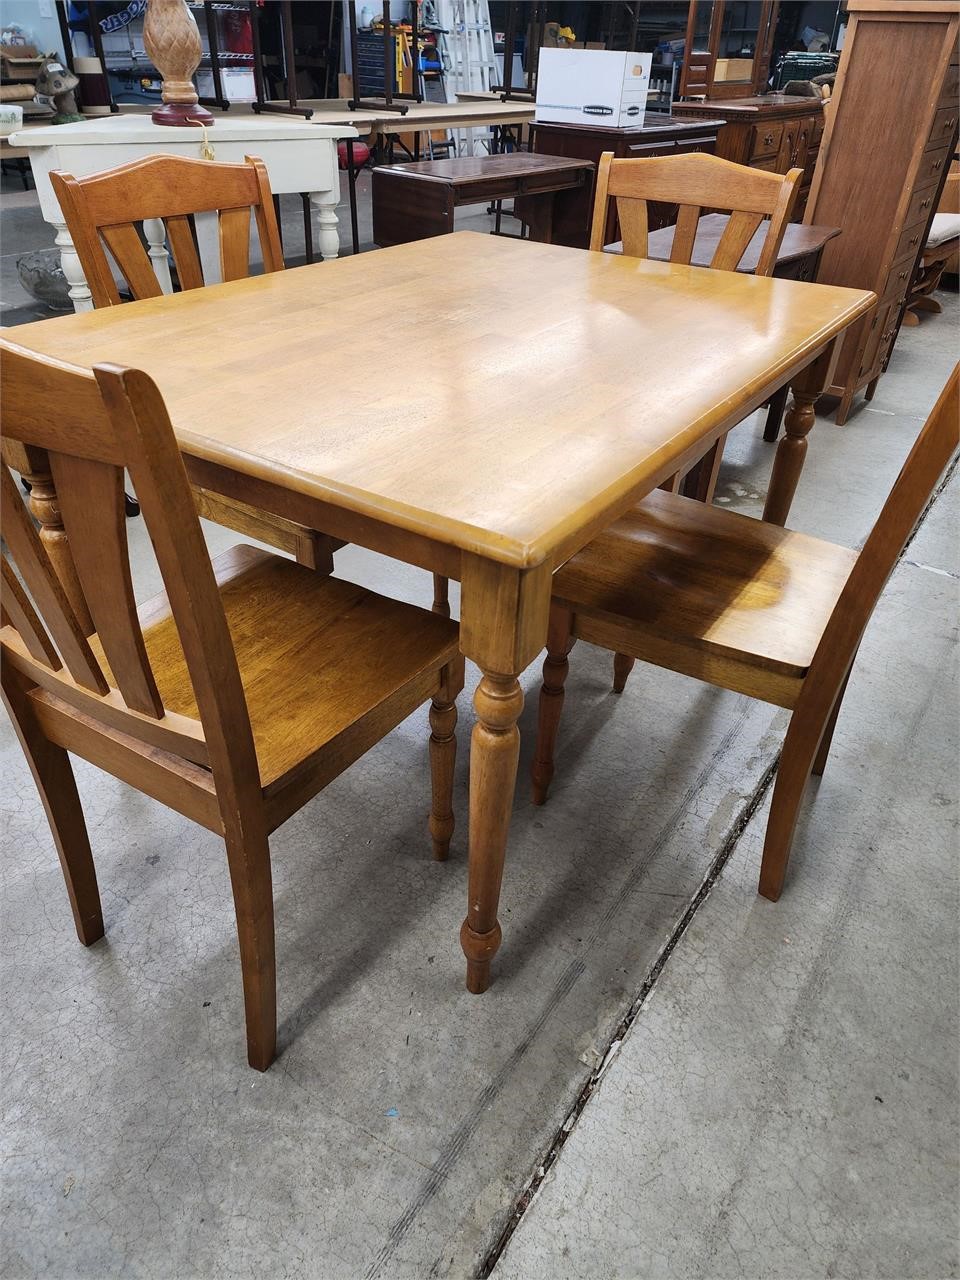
346, 138, 360, 255
301, 193, 314, 264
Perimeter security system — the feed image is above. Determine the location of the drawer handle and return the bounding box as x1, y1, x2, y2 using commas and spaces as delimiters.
898, 269, 908, 280
920, 197, 932, 210
910, 234, 920, 247
763, 132, 775, 145
933, 159, 944, 170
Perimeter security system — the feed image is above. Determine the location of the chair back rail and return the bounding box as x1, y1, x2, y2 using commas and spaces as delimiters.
0, 338, 261, 782
590, 150, 803, 277
50, 153, 283, 307
799, 364, 960, 719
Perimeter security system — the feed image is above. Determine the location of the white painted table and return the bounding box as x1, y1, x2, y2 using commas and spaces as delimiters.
10, 114, 358, 312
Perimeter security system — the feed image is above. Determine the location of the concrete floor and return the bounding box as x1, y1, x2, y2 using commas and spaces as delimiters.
1, 168, 957, 1279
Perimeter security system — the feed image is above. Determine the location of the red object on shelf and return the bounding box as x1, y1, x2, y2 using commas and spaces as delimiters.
221, 10, 253, 55
338, 140, 371, 169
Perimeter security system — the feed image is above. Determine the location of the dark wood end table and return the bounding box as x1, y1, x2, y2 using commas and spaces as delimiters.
371, 152, 595, 248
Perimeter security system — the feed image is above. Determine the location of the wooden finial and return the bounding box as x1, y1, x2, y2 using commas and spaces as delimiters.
143, 0, 214, 127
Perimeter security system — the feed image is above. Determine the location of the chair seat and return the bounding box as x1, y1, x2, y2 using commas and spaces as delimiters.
554, 489, 857, 686
925, 212, 960, 249
91, 545, 461, 791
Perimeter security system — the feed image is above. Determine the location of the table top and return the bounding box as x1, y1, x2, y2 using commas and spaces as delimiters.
6, 232, 873, 570
675, 95, 824, 119
9, 113, 357, 148
376, 152, 595, 186
608, 214, 841, 272
529, 116, 721, 138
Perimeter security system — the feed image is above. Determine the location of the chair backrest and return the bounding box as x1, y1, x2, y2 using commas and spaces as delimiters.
50, 153, 284, 308
0, 337, 259, 788
590, 150, 804, 277
802, 364, 959, 710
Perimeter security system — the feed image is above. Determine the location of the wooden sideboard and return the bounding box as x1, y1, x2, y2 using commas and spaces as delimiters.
673, 95, 824, 218
529, 117, 720, 249
804, 1, 959, 423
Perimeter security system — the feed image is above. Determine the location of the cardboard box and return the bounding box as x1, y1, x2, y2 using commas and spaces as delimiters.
535, 48, 652, 128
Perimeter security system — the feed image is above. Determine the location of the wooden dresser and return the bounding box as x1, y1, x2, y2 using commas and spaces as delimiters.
673, 95, 824, 217
529, 117, 720, 248
804, 1, 959, 423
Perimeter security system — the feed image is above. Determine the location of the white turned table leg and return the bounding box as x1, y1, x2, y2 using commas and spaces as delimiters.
310, 189, 340, 261
54, 221, 93, 313
144, 217, 173, 293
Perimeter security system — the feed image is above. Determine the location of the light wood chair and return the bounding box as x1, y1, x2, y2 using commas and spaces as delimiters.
0, 336, 464, 1071
590, 149, 804, 505
530, 366, 959, 902
49, 153, 335, 571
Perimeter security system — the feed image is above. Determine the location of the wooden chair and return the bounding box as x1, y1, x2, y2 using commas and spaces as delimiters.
49, 153, 335, 571
530, 366, 959, 902
0, 336, 464, 1071
590, 149, 804, 505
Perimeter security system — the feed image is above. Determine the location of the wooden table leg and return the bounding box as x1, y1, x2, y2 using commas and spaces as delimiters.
460, 669, 524, 991
458, 554, 552, 992
763, 340, 840, 528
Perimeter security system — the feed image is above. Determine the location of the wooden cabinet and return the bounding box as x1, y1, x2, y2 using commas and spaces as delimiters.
804, 1, 959, 423
673, 95, 824, 216
529, 117, 720, 249
679, 0, 780, 100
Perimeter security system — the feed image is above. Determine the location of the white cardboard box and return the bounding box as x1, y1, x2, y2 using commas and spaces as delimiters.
535, 48, 653, 128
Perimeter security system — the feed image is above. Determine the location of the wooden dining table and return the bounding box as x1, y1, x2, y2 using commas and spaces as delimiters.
6, 231, 874, 993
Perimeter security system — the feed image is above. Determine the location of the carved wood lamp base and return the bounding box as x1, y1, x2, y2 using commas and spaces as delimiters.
151, 102, 215, 127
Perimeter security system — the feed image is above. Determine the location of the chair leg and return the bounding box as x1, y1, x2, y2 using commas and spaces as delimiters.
613, 653, 636, 693
758, 711, 826, 903
531, 605, 575, 805
432, 573, 451, 618
681, 432, 727, 504
812, 669, 852, 778
222, 820, 276, 1071
763, 384, 790, 443
429, 659, 462, 861
1, 667, 103, 945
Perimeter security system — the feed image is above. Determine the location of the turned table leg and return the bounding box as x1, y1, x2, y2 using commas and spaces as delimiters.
309, 189, 341, 261
763, 341, 840, 528
53, 220, 93, 314
460, 671, 524, 991
458, 554, 552, 993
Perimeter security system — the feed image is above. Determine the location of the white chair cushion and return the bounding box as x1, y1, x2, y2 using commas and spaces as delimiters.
925, 213, 960, 248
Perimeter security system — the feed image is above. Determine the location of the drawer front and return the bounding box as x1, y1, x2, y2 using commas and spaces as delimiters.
859, 299, 899, 379
811, 114, 825, 144
893, 218, 928, 265
915, 145, 951, 190
886, 255, 916, 299
927, 104, 959, 152
750, 120, 784, 160
672, 136, 718, 156
906, 184, 938, 227
751, 155, 781, 173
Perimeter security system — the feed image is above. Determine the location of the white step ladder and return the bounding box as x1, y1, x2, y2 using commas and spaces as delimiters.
428, 0, 499, 154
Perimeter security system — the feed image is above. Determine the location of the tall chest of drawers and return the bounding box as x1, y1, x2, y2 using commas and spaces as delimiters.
672, 96, 824, 217
804, 1, 959, 423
